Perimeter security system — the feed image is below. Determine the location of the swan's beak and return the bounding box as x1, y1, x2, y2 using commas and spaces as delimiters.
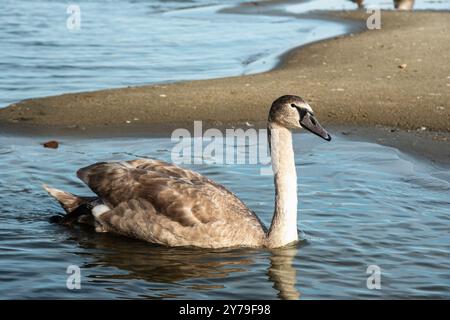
300, 112, 331, 141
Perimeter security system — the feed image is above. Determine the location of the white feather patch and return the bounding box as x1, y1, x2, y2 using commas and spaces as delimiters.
92, 204, 110, 218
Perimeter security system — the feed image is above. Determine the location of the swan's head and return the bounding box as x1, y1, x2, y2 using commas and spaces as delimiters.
268, 95, 331, 141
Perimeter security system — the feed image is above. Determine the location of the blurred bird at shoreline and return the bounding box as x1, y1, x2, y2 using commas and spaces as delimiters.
350, 0, 415, 10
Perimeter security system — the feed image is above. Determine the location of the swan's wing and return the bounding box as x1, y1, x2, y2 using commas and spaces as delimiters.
127, 159, 235, 195
76, 160, 266, 247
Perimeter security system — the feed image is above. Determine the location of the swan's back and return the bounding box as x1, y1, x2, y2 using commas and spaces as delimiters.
77, 159, 267, 248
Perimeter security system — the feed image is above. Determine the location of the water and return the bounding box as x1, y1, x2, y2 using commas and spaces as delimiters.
0, 0, 352, 107
0, 132, 449, 299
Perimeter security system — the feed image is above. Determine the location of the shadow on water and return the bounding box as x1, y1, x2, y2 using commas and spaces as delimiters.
61, 224, 302, 299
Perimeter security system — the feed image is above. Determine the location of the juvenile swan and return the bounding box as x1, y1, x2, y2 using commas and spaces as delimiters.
44, 95, 331, 248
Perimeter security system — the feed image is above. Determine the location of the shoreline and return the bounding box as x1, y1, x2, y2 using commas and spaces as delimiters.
1, 121, 448, 168
0, 10, 449, 166
1, 10, 448, 131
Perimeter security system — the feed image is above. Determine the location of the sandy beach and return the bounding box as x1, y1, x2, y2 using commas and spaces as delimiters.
0, 9, 449, 163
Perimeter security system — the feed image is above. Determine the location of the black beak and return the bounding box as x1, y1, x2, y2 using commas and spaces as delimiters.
299, 111, 331, 141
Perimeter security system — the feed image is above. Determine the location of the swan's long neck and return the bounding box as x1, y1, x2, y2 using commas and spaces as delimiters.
266, 122, 298, 248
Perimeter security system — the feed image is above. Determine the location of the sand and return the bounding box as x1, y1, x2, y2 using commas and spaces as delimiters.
0, 9, 449, 164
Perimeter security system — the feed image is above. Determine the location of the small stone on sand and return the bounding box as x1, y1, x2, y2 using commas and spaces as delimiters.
43, 140, 59, 149
399, 63, 407, 69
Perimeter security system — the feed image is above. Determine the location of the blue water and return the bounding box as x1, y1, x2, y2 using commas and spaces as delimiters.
0, 132, 449, 299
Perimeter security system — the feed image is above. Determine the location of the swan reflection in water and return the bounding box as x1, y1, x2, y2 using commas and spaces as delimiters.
64, 225, 302, 299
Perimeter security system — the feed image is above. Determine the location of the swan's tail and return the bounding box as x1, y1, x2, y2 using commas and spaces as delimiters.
43, 184, 83, 213
43, 184, 97, 225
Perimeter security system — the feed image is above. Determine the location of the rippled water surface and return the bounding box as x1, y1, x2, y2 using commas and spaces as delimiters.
0, 132, 449, 299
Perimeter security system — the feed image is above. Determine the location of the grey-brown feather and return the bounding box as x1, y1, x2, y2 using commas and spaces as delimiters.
77, 159, 267, 248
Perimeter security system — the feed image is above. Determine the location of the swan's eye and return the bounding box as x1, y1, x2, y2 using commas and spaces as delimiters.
290, 104, 297, 108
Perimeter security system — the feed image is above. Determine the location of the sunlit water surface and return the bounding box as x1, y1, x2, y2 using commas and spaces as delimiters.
0, 132, 449, 299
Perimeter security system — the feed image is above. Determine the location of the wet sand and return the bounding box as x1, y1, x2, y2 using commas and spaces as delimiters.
0, 10, 449, 164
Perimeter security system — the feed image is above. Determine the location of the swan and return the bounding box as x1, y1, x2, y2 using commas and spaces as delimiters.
44, 95, 331, 248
